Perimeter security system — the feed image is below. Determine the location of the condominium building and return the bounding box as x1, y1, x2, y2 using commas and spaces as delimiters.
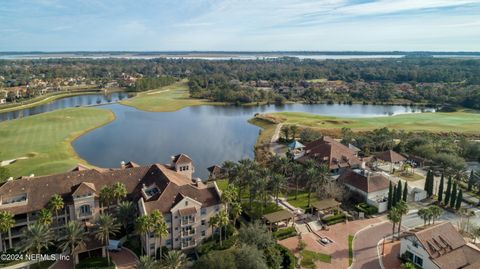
0, 153, 222, 260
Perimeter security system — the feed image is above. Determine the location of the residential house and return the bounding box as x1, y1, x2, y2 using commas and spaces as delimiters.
207, 165, 225, 180
400, 222, 480, 269
0, 153, 222, 262
337, 168, 390, 212
297, 136, 362, 174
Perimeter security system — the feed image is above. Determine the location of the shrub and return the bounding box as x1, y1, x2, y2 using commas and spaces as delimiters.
355, 203, 378, 215
321, 213, 346, 225
273, 227, 297, 240
276, 244, 296, 269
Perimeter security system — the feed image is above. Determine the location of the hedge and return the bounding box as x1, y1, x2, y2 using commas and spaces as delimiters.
273, 227, 297, 240
321, 213, 346, 225
355, 203, 378, 215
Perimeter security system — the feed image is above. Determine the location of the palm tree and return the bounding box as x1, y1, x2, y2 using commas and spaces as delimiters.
0, 211, 15, 250
17, 222, 54, 267
305, 164, 329, 208
429, 206, 443, 224
269, 173, 287, 204
417, 208, 429, 227
49, 194, 64, 236
395, 201, 408, 237
37, 208, 53, 226
387, 207, 401, 242
112, 182, 128, 205
290, 162, 303, 200
116, 201, 136, 233
94, 213, 121, 266
230, 202, 242, 227
221, 184, 238, 214
59, 221, 86, 269
100, 185, 114, 212
150, 210, 168, 261
135, 215, 152, 256
217, 209, 229, 247
208, 215, 219, 239
161, 250, 187, 269
137, 255, 156, 269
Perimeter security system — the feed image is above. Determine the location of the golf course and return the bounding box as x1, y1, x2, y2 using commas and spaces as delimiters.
253, 110, 480, 135
0, 107, 114, 179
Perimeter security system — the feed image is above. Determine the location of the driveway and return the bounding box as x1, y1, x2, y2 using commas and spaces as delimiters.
110, 248, 138, 269
351, 222, 392, 269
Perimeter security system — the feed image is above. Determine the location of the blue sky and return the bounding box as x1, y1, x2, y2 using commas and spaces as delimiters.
1, 0, 479, 51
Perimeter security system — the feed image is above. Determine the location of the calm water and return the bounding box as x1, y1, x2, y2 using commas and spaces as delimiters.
0, 92, 132, 122
73, 103, 433, 179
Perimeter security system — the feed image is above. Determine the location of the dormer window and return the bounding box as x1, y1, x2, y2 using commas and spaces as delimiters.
1, 193, 27, 207
142, 184, 160, 199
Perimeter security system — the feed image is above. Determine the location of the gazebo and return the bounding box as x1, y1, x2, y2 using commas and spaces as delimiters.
263, 209, 295, 230
311, 199, 341, 219
288, 140, 306, 159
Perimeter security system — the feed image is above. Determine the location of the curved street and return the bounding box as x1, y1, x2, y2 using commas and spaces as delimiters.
351, 221, 392, 269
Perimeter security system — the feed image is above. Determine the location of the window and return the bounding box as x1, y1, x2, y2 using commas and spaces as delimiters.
201, 220, 206, 226
175, 227, 179, 231
201, 231, 206, 236
201, 208, 207, 215
412, 241, 418, 248
185, 201, 188, 206
404, 251, 414, 262
166, 239, 172, 245
414, 256, 423, 267
215, 206, 220, 212
79, 205, 91, 216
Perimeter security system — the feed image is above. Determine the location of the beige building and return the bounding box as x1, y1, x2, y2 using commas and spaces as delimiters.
0, 153, 222, 260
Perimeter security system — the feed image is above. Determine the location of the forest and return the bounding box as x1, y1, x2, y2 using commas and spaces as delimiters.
1, 57, 480, 108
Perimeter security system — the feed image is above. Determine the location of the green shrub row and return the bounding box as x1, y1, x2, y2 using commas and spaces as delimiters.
276, 244, 296, 269
273, 227, 297, 240
355, 203, 378, 215
321, 213, 346, 225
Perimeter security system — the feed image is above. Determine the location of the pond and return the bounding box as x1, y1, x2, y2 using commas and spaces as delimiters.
73, 103, 433, 179
0, 92, 132, 122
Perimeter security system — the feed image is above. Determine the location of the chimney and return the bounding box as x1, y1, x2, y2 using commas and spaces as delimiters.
120, 161, 126, 169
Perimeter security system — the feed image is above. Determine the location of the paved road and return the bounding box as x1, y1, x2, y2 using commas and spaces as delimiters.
402, 202, 480, 229
110, 248, 138, 269
351, 222, 393, 269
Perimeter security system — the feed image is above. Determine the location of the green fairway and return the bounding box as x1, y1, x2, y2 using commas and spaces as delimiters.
0, 107, 114, 179
262, 110, 480, 135
120, 80, 222, 112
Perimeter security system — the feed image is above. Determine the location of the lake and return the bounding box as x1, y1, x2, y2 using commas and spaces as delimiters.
73, 103, 433, 179
0, 92, 132, 122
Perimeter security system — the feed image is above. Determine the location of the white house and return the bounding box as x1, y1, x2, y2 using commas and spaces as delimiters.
400, 222, 480, 269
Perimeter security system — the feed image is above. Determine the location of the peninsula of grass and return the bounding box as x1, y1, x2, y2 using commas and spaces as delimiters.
0, 107, 114, 179
120, 80, 223, 112
256, 110, 480, 135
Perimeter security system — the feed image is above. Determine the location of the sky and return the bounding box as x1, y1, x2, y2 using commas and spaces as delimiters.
0, 0, 479, 51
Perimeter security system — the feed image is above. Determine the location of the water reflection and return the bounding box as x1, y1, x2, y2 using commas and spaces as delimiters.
73, 103, 433, 179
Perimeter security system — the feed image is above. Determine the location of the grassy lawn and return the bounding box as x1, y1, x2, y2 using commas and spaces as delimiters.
0, 107, 114, 179
247, 116, 277, 147
348, 234, 354, 266
77, 257, 115, 269
300, 250, 332, 269
264, 110, 480, 135
393, 171, 424, 181
120, 80, 223, 112
286, 191, 318, 210
242, 201, 282, 220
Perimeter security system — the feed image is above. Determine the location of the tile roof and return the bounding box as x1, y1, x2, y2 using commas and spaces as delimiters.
338, 169, 390, 193
300, 136, 361, 170
172, 154, 193, 165
406, 222, 480, 269
179, 207, 197, 216
376, 150, 406, 163
0, 159, 221, 215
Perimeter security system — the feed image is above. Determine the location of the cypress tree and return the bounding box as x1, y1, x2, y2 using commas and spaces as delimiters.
403, 182, 408, 202
438, 174, 444, 203
424, 170, 431, 192
388, 181, 393, 210
468, 170, 474, 192
445, 177, 452, 205
392, 185, 398, 207
396, 181, 402, 204
429, 172, 435, 197
455, 190, 463, 211
450, 182, 457, 208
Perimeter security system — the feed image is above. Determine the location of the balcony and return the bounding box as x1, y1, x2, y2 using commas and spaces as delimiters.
181, 239, 196, 249
181, 217, 195, 226
78, 211, 92, 219
181, 229, 195, 237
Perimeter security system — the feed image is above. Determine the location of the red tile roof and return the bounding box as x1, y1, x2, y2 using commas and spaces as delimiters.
172, 154, 193, 165
300, 136, 361, 170
338, 169, 390, 193
376, 150, 406, 163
